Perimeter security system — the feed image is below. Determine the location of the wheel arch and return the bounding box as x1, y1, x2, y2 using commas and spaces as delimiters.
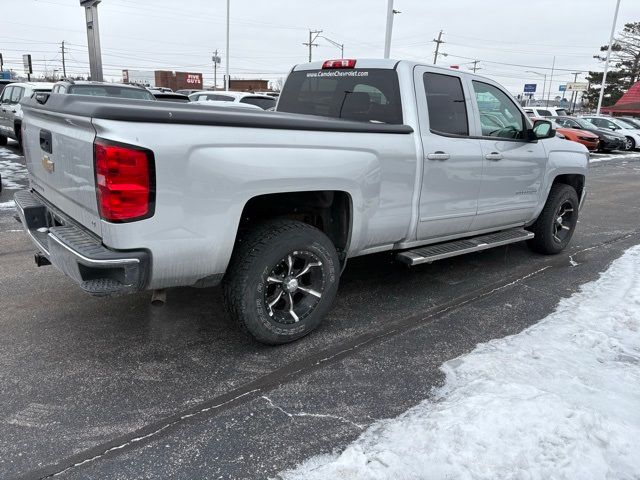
236, 190, 354, 262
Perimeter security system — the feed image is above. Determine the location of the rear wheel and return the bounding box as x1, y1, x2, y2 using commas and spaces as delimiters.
527, 184, 579, 255
625, 136, 635, 151
0, 135, 6, 146
223, 219, 340, 345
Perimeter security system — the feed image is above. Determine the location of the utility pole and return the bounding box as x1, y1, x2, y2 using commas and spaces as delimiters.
212, 50, 220, 90
569, 72, 579, 113
470, 60, 481, 73
79, 0, 103, 81
61, 40, 67, 78
304, 30, 322, 62
597, 0, 622, 115
225, 0, 230, 91
433, 30, 444, 65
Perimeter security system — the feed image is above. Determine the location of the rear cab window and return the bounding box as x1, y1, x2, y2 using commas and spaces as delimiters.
278, 68, 403, 124
68, 85, 155, 101
422, 72, 469, 136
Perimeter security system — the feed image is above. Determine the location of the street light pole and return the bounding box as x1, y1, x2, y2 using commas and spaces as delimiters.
79, 0, 103, 81
319, 36, 345, 59
546, 56, 556, 107
383, 0, 394, 59
597, 0, 622, 115
527, 70, 547, 105
225, 0, 230, 91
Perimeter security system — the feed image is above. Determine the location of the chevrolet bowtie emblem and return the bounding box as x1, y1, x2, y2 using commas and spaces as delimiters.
42, 155, 54, 173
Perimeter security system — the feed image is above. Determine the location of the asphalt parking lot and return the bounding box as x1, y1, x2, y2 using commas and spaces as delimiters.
1, 140, 640, 480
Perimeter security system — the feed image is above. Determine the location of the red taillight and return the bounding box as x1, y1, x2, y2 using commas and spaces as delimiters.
322, 59, 357, 69
94, 139, 155, 222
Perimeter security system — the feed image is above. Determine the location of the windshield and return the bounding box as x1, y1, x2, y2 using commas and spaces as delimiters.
614, 118, 637, 129
277, 68, 403, 124
621, 117, 640, 128
68, 85, 155, 100
573, 118, 596, 129
240, 96, 276, 110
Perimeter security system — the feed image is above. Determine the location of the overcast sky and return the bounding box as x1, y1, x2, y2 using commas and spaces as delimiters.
2, 0, 639, 95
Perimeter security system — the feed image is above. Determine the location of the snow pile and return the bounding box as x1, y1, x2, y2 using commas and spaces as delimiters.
278, 246, 640, 480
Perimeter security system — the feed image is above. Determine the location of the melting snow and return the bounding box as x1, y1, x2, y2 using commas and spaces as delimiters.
0, 200, 16, 211
0, 147, 28, 189
278, 246, 640, 480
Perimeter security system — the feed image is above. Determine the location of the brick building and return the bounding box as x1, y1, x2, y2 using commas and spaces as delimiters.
154, 71, 203, 91
229, 79, 269, 92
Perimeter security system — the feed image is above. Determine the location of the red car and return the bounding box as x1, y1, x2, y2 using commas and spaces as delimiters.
533, 117, 600, 151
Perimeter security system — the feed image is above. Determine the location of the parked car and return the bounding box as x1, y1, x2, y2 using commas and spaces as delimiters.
554, 116, 626, 152
533, 117, 599, 151
617, 116, 640, 129
524, 106, 569, 117
52, 81, 156, 101
175, 89, 203, 96
0, 79, 14, 95
0, 82, 54, 148
189, 91, 276, 110
580, 116, 640, 151
15, 58, 588, 344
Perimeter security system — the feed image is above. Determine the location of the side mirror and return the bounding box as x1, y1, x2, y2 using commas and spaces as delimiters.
530, 119, 555, 140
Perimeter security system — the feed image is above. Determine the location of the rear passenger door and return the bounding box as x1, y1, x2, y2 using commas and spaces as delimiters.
414, 66, 484, 240
468, 80, 546, 230
0, 86, 13, 135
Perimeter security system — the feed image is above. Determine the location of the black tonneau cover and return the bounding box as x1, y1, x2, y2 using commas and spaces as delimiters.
21, 94, 414, 134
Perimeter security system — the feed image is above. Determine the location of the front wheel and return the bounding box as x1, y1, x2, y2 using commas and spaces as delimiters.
223, 220, 340, 345
527, 184, 579, 255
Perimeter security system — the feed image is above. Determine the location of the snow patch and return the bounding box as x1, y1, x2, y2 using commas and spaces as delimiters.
0, 147, 28, 189
0, 200, 16, 211
278, 246, 640, 480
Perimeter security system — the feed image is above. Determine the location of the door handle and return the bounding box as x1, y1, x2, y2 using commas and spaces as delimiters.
426, 151, 450, 161
485, 152, 503, 161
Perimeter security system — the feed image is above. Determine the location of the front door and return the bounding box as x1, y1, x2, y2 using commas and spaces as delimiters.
414, 67, 483, 240
468, 79, 547, 230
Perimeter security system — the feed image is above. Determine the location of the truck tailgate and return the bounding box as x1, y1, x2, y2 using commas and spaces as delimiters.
22, 106, 102, 236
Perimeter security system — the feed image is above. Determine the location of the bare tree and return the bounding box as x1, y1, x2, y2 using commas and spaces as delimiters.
595, 22, 640, 87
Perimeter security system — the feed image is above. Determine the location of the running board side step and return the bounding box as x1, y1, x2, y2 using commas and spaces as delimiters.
396, 228, 534, 266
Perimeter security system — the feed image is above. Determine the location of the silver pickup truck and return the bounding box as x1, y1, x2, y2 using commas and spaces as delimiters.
15, 59, 588, 344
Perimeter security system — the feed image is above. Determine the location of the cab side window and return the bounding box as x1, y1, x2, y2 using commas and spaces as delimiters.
423, 72, 469, 136
473, 81, 525, 139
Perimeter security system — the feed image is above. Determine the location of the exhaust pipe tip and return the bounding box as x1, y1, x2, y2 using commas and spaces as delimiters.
151, 289, 166, 307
